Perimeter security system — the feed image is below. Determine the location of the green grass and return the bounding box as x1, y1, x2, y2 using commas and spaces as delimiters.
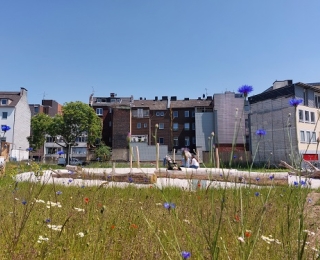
0, 162, 319, 259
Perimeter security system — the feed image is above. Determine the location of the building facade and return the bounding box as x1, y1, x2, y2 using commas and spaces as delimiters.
0, 88, 31, 161
249, 80, 320, 166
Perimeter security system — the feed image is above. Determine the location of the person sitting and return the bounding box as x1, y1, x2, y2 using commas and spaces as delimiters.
190, 155, 200, 169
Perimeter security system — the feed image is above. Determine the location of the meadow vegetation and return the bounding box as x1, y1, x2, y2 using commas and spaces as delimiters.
0, 162, 319, 259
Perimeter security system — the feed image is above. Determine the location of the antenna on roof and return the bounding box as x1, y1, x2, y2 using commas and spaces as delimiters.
205, 88, 208, 96
91, 86, 95, 95
43, 92, 46, 100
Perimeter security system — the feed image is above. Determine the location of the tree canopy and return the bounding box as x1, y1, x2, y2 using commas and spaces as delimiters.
29, 101, 102, 162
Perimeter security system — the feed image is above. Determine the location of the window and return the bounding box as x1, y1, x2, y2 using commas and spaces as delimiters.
109, 107, 112, 113
159, 137, 164, 144
185, 137, 190, 146
173, 137, 179, 146
173, 123, 178, 131
137, 123, 141, 129
299, 110, 303, 122
144, 123, 148, 128
96, 98, 101, 103
311, 132, 316, 142
300, 131, 305, 142
156, 111, 164, 116
306, 131, 311, 143
185, 111, 189, 117
46, 147, 57, 154
173, 111, 178, 118
159, 123, 164, 129
192, 136, 196, 144
311, 112, 315, 123
133, 109, 149, 118
192, 122, 195, 130
315, 95, 320, 108
76, 136, 88, 143
1, 99, 7, 105
2, 112, 7, 119
192, 111, 195, 117
34, 106, 39, 113
46, 136, 56, 143
96, 108, 103, 115
109, 121, 112, 127
304, 89, 308, 106
305, 111, 310, 122
184, 123, 190, 130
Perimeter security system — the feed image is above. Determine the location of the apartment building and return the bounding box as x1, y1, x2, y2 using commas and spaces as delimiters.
0, 88, 31, 161
249, 80, 320, 166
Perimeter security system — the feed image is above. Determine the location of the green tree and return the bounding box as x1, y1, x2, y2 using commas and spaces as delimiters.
49, 101, 102, 164
94, 143, 112, 161
28, 113, 53, 150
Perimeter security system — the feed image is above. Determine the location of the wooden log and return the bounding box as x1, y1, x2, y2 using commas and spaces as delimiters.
155, 168, 288, 186
52, 168, 157, 184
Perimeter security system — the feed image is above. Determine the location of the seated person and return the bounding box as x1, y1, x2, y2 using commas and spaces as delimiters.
190, 155, 200, 169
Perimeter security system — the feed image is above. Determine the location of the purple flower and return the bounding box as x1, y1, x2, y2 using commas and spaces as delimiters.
300, 180, 306, 186
68, 179, 73, 183
164, 202, 176, 210
255, 192, 260, 197
56, 191, 62, 195
22, 200, 27, 205
289, 98, 303, 107
45, 218, 51, 223
181, 251, 191, 259
256, 177, 260, 181
269, 175, 274, 180
294, 181, 299, 186
238, 85, 253, 97
1, 125, 11, 133
128, 177, 134, 183
256, 129, 266, 136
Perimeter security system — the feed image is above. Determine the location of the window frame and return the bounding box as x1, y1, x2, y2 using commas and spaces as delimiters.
158, 137, 164, 144
2, 112, 8, 119
159, 123, 164, 129
299, 110, 304, 122
137, 123, 141, 129
173, 137, 179, 146
184, 136, 190, 146
300, 131, 305, 142
1, 99, 8, 105
184, 123, 190, 131
96, 108, 103, 116
311, 112, 315, 123
173, 123, 178, 131
305, 111, 310, 122
184, 111, 189, 117
173, 111, 178, 118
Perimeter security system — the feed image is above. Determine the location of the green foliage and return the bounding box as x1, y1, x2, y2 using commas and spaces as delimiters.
49, 101, 102, 147
94, 143, 112, 161
28, 113, 53, 150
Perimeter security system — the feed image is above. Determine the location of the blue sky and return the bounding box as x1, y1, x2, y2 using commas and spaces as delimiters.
1, 1, 319, 105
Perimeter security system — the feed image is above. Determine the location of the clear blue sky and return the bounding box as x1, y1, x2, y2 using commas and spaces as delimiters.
1, 1, 319, 105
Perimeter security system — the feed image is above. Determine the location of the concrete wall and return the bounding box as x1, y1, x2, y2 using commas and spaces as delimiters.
131, 142, 168, 162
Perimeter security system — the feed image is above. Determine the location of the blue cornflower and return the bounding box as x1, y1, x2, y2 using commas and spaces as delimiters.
255, 192, 260, 197
45, 218, 51, 223
22, 200, 27, 205
238, 85, 253, 97
181, 251, 191, 259
1, 125, 11, 133
256, 177, 260, 181
256, 129, 266, 136
68, 179, 73, 183
269, 175, 274, 180
300, 180, 307, 186
164, 202, 176, 210
128, 177, 134, 183
289, 98, 303, 107
56, 191, 62, 195
294, 181, 299, 186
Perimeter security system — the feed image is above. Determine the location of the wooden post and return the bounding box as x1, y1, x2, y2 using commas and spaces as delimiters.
156, 143, 159, 170
130, 146, 133, 170
215, 147, 220, 168
136, 146, 140, 168
173, 148, 176, 162
112, 161, 116, 174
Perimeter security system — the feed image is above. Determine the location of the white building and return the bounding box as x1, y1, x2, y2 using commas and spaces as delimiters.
0, 88, 31, 161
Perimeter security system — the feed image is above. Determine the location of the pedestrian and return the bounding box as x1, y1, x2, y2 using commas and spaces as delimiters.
190, 154, 200, 169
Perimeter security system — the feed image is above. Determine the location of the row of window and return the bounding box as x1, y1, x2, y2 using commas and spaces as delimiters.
46, 136, 88, 143
136, 122, 195, 130
298, 109, 315, 123
300, 130, 317, 143
96, 107, 196, 118
158, 136, 196, 146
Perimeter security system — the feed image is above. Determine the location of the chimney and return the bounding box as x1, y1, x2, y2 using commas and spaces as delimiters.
154, 96, 158, 101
